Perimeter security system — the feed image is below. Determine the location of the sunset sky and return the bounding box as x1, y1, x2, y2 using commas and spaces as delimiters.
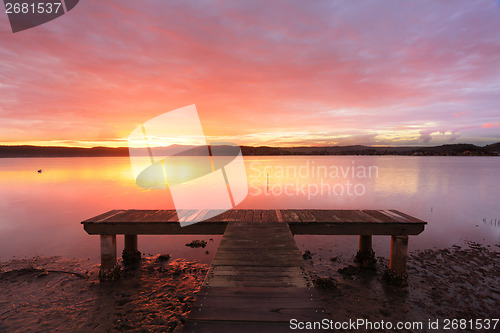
1, 0, 500, 147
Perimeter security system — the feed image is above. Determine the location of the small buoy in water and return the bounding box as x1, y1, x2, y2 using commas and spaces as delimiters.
37, 169, 42, 173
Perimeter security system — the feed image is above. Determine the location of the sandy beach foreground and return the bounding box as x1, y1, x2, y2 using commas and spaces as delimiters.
1, 243, 498, 333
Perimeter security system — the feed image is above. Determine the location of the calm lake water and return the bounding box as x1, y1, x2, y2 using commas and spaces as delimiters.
0, 156, 499, 264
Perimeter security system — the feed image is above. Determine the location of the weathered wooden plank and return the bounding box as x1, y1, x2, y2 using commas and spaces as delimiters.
183, 320, 297, 333
208, 266, 305, 275
189, 209, 211, 222
136, 210, 168, 221
212, 255, 305, 263
205, 267, 308, 276
84, 221, 425, 235
219, 221, 286, 227
219, 233, 295, 241
196, 286, 318, 298
218, 238, 296, 245
211, 259, 305, 267
389, 209, 426, 223
178, 209, 204, 222
362, 210, 401, 222
219, 229, 293, 236
100, 209, 152, 222
234, 209, 248, 222
194, 295, 323, 309
230, 209, 243, 221
214, 247, 301, 255
308, 210, 341, 222
289, 222, 425, 235
83, 222, 227, 235
219, 232, 295, 238
216, 241, 297, 246
98, 209, 137, 222
148, 209, 177, 221
217, 239, 295, 245
275, 209, 284, 222
81, 210, 125, 223
167, 211, 180, 222
281, 210, 301, 223
216, 241, 300, 248
173, 209, 197, 222
123, 209, 174, 222
205, 209, 231, 222
203, 278, 310, 288
293, 210, 316, 222
243, 209, 254, 221
252, 210, 263, 222
187, 306, 324, 322
215, 248, 299, 254
354, 210, 383, 223
204, 269, 309, 279
331, 209, 382, 222
217, 243, 299, 250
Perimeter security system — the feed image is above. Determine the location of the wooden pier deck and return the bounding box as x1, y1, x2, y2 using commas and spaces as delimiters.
182, 221, 325, 332
82, 209, 426, 280
82, 209, 427, 328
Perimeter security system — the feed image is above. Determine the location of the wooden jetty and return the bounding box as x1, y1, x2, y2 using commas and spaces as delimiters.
183, 220, 324, 332
82, 209, 426, 329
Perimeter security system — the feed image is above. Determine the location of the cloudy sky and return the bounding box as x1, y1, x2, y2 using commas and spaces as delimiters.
1, 0, 500, 147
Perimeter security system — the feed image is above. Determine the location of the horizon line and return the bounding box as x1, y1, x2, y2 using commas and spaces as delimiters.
0, 142, 498, 149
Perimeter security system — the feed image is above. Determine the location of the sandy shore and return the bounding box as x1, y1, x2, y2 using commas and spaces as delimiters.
0, 256, 208, 333
307, 241, 500, 332
1, 242, 498, 332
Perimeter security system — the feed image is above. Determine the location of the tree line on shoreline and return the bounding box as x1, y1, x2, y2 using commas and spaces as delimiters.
0, 142, 499, 157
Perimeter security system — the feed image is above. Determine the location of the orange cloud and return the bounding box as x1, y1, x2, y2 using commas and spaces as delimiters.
482, 123, 500, 128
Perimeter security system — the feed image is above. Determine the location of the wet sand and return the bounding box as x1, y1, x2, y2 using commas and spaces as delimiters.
0, 256, 207, 333
308, 241, 500, 332
1, 242, 498, 332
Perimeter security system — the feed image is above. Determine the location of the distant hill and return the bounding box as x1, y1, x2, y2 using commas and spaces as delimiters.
241, 143, 498, 156
0, 143, 498, 157
485, 142, 500, 153
0, 146, 129, 158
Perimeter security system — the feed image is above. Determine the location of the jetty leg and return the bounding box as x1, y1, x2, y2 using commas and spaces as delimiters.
122, 235, 141, 266
385, 235, 409, 286
99, 234, 120, 281
355, 235, 375, 267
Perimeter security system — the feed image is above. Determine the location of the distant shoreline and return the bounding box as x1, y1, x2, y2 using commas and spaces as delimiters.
0, 143, 498, 157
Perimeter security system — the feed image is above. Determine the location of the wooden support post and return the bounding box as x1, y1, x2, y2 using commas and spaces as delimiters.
359, 235, 372, 253
124, 235, 138, 252
355, 235, 375, 267
99, 234, 120, 281
385, 235, 409, 286
389, 235, 408, 274
122, 235, 141, 266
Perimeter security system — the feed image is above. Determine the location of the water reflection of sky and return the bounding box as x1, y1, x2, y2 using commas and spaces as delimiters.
0, 156, 498, 263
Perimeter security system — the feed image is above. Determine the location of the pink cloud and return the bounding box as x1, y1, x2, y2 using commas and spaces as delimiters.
482, 123, 500, 128
0, 1, 499, 146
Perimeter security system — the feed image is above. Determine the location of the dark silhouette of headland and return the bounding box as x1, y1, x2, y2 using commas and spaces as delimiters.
0, 142, 498, 158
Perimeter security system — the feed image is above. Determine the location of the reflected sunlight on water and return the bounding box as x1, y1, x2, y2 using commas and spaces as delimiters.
0, 156, 499, 263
